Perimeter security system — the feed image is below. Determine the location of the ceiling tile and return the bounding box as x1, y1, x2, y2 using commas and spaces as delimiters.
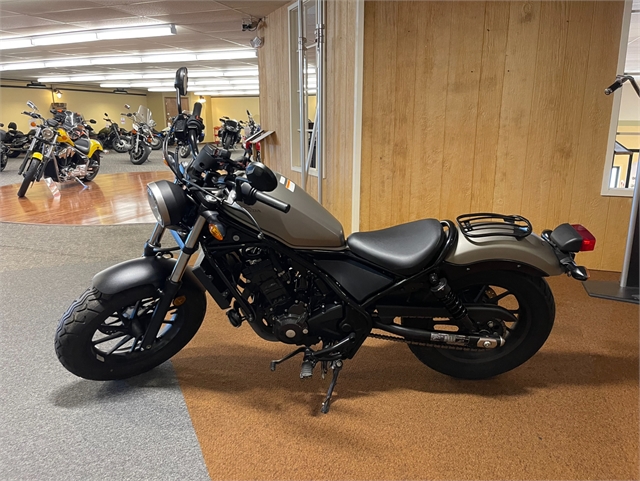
0, 1, 104, 15
70, 17, 163, 29
0, 15, 65, 30
149, 10, 244, 26
111, 1, 228, 16
35, 7, 133, 23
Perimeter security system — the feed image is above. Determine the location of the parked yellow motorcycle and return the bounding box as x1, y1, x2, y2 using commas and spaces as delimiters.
17, 101, 103, 198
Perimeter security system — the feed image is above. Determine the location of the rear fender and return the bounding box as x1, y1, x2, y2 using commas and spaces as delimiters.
444, 226, 564, 278
92, 257, 204, 295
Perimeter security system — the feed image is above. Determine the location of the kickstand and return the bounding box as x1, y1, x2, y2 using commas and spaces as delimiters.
321, 360, 343, 414
73, 176, 88, 190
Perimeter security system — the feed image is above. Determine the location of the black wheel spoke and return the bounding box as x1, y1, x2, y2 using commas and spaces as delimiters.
93, 331, 128, 345
488, 290, 512, 304
473, 285, 488, 303
129, 336, 140, 353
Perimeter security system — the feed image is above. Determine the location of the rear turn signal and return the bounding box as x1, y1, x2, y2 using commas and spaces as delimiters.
570, 224, 596, 251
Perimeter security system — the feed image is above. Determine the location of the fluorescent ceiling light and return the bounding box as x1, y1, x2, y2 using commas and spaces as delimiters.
191, 80, 231, 86
1, 62, 45, 71
129, 82, 164, 87
100, 83, 132, 88
222, 69, 259, 77
96, 25, 176, 40
228, 79, 260, 86
66, 75, 106, 82
142, 53, 197, 63
33, 33, 98, 46
196, 50, 256, 61
0, 38, 33, 50
142, 73, 175, 79
194, 90, 260, 96
105, 74, 142, 80
91, 56, 142, 65
190, 71, 225, 78
37, 76, 70, 83
147, 88, 177, 92
45, 59, 91, 68
0, 24, 175, 51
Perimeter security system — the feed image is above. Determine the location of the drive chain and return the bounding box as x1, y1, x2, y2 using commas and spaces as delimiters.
368, 332, 483, 351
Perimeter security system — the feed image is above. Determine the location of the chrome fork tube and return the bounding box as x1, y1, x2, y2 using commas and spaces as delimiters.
169, 215, 206, 283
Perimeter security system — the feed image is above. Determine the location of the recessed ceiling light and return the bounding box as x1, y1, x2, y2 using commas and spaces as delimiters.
91, 56, 142, 66
0, 38, 33, 50
33, 33, 98, 46
141, 53, 197, 63
37, 76, 71, 83
104, 74, 142, 80
96, 25, 176, 41
222, 69, 259, 77
196, 50, 256, 61
2, 62, 45, 71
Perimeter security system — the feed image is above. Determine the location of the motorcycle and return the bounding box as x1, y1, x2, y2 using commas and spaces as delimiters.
218, 116, 244, 150
150, 129, 165, 151
97, 114, 131, 152
55, 67, 596, 414
123, 104, 154, 165
242, 109, 261, 163
3, 123, 32, 158
17, 101, 103, 198
0, 123, 8, 171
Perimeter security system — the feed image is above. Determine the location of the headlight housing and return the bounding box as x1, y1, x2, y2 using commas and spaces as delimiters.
147, 180, 187, 228
41, 127, 55, 141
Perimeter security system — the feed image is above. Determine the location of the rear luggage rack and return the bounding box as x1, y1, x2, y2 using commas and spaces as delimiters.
456, 213, 532, 239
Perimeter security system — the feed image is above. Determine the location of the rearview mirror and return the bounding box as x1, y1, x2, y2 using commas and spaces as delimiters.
246, 162, 277, 192
124, 104, 130, 110
89, 119, 96, 124
27, 101, 37, 110
175, 67, 188, 96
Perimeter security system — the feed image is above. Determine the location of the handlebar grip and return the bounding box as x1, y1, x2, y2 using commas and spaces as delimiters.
254, 190, 291, 213
192, 102, 202, 118
605, 80, 622, 95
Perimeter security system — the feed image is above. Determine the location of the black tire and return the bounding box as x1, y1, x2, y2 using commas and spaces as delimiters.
83, 152, 100, 181
150, 137, 162, 150
179, 144, 191, 158
112, 137, 130, 153
130, 142, 151, 165
17, 161, 39, 198
402, 271, 555, 379
8, 150, 20, 158
0, 152, 7, 172
55, 284, 206, 380
222, 135, 234, 150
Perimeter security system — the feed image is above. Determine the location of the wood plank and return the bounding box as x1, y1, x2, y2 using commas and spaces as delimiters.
439, 1, 485, 221
470, 1, 510, 213
493, 1, 542, 215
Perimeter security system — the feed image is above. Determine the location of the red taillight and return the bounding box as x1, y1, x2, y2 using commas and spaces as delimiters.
571, 224, 596, 251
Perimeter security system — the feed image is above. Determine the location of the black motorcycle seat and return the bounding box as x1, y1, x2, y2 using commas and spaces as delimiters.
347, 219, 444, 276
75, 138, 91, 155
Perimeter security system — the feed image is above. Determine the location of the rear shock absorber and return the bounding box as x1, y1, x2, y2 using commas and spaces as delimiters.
428, 273, 476, 332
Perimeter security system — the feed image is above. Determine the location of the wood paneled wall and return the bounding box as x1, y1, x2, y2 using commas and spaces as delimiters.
361, 1, 630, 271
258, 0, 357, 234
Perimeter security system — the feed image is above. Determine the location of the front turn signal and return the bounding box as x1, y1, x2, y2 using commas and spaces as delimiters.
209, 223, 225, 241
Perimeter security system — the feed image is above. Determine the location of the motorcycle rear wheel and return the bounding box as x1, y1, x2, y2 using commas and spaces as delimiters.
150, 137, 162, 150
83, 152, 100, 182
17, 161, 38, 198
112, 138, 130, 153
55, 284, 206, 380
402, 271, 555, 379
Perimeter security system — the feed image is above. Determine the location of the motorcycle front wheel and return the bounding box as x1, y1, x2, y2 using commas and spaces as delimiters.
83, 152, 101, 181
130, 142, 151, 165
55, 284, 206, 380
17, 161, 39, 198
179, 144, 191, 158
222, 135, 234, 150
402, 270, 555, 380
150, 136, 162, 150
0, 152, 7, 172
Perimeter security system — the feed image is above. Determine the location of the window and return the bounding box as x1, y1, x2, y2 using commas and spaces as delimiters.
603, 0, 640, 196
289, 1, 318, 174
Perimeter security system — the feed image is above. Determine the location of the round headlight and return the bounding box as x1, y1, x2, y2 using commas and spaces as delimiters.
41, 127, 55, 141
147, 180, 187, 228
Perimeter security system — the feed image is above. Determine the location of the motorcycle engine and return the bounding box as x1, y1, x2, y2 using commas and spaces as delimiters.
238, 247, 325, 345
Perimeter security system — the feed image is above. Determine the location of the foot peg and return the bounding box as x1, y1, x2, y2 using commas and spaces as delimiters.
300, 356, 315, 379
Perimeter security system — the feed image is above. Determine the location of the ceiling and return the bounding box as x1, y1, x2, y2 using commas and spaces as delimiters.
626, 1, 640, 74
0, 0, 289, 90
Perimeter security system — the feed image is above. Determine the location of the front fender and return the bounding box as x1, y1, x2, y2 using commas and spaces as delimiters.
88, 139, 103, 157
92, 257, 204, 295
444, 226, 564, 277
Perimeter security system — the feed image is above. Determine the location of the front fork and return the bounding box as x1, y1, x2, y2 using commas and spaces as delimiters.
140, 216, 207, 349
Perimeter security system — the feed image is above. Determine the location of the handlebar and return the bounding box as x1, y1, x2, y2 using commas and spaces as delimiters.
605, 75, 640, 97
237, 181, 290, 213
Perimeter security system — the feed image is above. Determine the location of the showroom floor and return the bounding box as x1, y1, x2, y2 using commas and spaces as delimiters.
0, 151, 638, 480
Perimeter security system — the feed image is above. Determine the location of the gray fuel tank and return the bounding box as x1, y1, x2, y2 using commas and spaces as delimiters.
226, 174, 346, 249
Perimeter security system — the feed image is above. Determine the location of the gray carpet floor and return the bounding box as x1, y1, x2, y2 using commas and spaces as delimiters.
0, 177, 211, 478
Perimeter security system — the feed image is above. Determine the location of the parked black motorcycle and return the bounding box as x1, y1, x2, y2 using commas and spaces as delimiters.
122, 105, 154, 165
0, 123, 8, 171
55, 68, 596, 414
3, 122, 32, 158
218, 116, 244, 150
242, 109, 261, 163
98, 114, 131, 153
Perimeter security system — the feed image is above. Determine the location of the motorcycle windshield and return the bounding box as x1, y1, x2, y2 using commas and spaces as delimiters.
135, 105, 154, 126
